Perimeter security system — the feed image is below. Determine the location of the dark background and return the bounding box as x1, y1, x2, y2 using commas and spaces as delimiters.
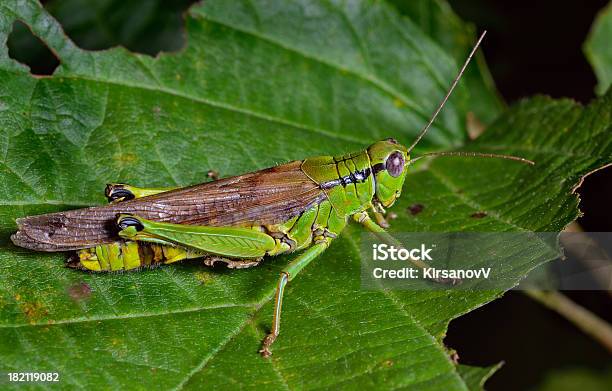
446, 2, 612, 390
7, 1, 611, 390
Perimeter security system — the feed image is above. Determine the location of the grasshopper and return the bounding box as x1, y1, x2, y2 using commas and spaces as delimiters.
11, 32, 533, 356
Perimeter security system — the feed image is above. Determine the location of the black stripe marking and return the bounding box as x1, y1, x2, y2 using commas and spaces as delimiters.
371, 163, 385, 175
320, 167, 373, 190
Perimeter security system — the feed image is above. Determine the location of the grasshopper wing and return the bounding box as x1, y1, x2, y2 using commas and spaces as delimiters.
12, 161, 327, 251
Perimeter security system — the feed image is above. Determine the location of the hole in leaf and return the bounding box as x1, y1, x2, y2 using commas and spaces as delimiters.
67, 282, 92, 301
7, 20, 60, 75
45, 0, 199, 56
407, 204, 424, 216
470, 211, 488, 219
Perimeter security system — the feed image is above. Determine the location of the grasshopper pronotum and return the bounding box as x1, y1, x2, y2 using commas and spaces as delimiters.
11, 31, 533, 356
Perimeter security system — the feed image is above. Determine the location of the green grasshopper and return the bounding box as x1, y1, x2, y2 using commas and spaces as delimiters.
11, 32, 533, 356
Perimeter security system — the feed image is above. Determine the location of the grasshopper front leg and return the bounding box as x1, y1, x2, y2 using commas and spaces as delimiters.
354, 211, 431, 270
371, 200, 390, 228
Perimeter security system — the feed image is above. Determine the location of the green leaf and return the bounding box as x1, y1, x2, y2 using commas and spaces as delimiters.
0, 0, 611, 389
388, 0, 505, 125
456, 363, 502, 391
584, 1, 612, 95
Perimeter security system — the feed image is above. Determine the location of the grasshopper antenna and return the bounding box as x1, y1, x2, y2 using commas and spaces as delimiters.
406, 31, 487, 155
406, 151, 534, 166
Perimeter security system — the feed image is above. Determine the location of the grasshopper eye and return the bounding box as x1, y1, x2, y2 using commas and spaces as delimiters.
117, 216, 144, 232
385, 151, 405, 177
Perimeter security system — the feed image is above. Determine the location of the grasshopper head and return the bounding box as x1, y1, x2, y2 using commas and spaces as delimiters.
367, 138, 410, 208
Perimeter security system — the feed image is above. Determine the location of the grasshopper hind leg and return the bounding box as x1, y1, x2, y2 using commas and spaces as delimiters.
105, 184, 177, 203
105, 172, 221, 203
70, 241, 205, 272
105, 184, 135, 203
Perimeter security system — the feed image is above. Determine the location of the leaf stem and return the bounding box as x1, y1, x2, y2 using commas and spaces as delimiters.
524, 289, 612, 354
562, 222, 612, 297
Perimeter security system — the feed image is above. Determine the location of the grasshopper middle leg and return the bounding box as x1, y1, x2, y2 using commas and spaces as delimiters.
259, 237, 331, 357
203, 257, 263, 269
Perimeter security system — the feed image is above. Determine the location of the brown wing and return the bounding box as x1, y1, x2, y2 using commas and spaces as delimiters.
11, 161, 327, 251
